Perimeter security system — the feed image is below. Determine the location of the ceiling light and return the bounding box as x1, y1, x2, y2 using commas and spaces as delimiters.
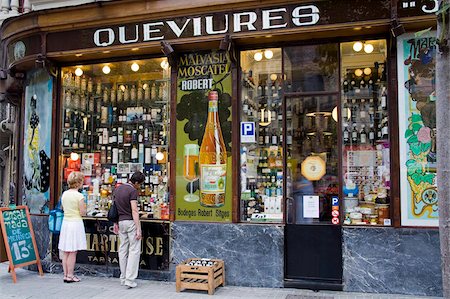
364, 43, 374, 53
364, 67, 372, 75
353, 41, 363, 52
119, 85, 125, 92
354, 69, 363, 77
75, 53, 83, 57
160, 59, 169, 70
143, 83, 148, 90
264, 49, 274, 59
270, 73, 277, 81
131, 62, 140, 72
254, 52, 263, 61
74, 67, 83, 77
102, 65, 111, 74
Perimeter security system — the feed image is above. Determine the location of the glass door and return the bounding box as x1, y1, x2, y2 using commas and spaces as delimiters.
283, 43, 343, 290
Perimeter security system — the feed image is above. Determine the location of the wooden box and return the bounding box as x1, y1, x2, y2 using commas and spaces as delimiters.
176, 258, 225, 295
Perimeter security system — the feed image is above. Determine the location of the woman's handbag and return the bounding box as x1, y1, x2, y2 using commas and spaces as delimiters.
107, 200, 119, 223
48, 198, 64, 234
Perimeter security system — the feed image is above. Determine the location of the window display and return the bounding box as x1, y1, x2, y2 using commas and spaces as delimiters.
340, 40, 391, 225
240, 48, 283, 222
60, 58, 170, 220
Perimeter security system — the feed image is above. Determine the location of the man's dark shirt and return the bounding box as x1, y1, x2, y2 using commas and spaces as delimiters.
114, 183, 138, 222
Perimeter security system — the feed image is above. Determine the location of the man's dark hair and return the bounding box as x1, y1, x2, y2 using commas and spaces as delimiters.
130, 171, 145, 184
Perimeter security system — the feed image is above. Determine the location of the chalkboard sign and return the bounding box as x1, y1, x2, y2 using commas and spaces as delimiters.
0, 206, 43, 282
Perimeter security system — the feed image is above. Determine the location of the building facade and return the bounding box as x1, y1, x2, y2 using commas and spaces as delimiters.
0, 0, 441, 296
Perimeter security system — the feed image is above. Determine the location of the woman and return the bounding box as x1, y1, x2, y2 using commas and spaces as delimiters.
58, 171, 87, 283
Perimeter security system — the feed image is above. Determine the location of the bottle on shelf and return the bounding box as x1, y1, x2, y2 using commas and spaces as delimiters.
360, 125, 367, 145
380, 86, 387, 110
381, 117, 389, 140
369, 124, 375, 145
343, 123, 350, 145
351, 123, 359, 145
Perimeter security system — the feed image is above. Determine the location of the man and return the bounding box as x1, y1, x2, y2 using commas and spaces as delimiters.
113, 171, 145, 288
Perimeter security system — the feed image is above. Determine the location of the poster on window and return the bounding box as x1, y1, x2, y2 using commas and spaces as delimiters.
175, 51, 232, 222
22, 69, 53, 214
397, 32, 437, 226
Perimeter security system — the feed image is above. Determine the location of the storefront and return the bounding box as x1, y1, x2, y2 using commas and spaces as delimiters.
0, 0, 441, 296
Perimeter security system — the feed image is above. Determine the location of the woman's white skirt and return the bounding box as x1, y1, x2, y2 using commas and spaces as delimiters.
58, 219, 87, 252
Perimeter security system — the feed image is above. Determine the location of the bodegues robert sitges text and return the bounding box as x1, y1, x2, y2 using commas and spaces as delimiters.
93, 5, 320, 47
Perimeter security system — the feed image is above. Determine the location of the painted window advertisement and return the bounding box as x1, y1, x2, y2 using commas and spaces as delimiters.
176, 51, 232, 222
22, 69, 53, 213
397, 33, 437, 226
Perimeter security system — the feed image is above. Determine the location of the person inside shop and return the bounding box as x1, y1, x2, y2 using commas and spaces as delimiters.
292, 165, 314, 224
113, 171, 145, 288
58, 171, 87, 283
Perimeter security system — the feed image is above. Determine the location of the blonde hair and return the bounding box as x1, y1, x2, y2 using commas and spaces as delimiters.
68, 171, 84, 189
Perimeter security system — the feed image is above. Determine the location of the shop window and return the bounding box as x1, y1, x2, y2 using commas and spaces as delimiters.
60, 58, 170, 219
240, 48, 283, 222
340, 40, 391, 226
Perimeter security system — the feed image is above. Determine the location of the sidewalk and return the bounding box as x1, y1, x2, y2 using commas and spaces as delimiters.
0, 263, 441, 299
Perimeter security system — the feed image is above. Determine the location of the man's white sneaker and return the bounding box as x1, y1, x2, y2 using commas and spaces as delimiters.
124, 281, 137, 288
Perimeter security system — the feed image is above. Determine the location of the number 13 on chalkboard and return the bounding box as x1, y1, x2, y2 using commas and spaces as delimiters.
11, 240, 31, 261
0, 206, 43, 283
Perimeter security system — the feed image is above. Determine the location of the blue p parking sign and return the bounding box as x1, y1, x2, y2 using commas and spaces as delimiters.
241, 122, 255, 143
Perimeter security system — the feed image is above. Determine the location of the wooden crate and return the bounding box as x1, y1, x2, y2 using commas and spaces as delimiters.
176, 258, 225, 295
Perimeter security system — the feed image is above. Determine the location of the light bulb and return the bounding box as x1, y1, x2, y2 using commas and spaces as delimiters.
364, 43, 374, 53
270, 73, 277, 81
160, 59, 169, 70
131, 63, 139, 72
155, 152, 164, 161
74, 67, 83, 77
70, 152, 79, 161
364, 67, 372, 75
143, 83, 148, 90
119, 85, 126, 92
264, 49, 274, 59
353, 41, 363, 52
102, 65, 111, 74
254, 52, 263, 61
354, 69, 363, 77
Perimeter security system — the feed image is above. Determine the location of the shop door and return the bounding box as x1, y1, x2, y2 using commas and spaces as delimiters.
283, 44, 343, 290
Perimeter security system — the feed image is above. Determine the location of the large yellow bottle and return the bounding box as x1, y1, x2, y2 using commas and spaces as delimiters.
199, 91, 227, 207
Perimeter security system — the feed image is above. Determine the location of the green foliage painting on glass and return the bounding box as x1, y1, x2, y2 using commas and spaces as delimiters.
404, 113, 435, 186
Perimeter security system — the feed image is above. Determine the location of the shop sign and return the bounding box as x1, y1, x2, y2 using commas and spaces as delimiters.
241, 122, 255, 143
301, 156, 326, 181
92, 4, 320, 47
397, 32, 438, 227
397, 0, 439, 18
51, 219, 170, 270
175, 50, 232, 222
46, 0, 392, 53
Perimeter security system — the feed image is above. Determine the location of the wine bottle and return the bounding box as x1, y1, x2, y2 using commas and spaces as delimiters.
199, 91, 227, 207
351, 123, 358, 144
343, 123, 350, 145
369, 124, 375, 145
360, 125, 367, 144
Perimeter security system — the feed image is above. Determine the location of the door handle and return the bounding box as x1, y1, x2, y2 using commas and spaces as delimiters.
286, 196, 294, 223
